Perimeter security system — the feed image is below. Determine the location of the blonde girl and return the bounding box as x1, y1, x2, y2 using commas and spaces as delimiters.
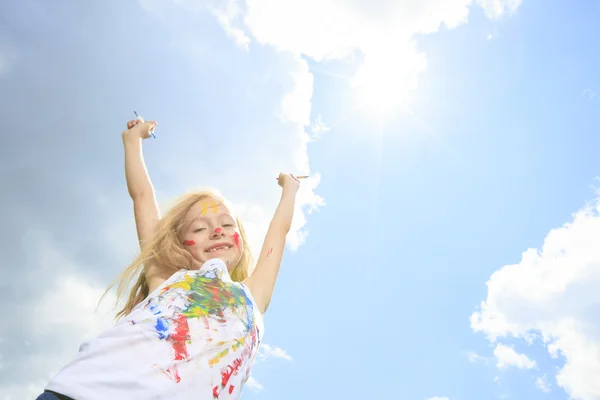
37, 119, 300, 400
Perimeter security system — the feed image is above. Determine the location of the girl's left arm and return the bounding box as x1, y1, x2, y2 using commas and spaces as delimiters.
244, 174, 300, 314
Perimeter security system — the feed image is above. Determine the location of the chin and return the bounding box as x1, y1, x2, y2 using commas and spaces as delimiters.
198, 252, 241, 271
205, 255, 234, 267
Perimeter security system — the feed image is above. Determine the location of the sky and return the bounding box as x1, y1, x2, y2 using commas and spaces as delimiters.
1, 0, 600, 399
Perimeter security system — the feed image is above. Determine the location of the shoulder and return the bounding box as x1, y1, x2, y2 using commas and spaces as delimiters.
145, 263, 178, 294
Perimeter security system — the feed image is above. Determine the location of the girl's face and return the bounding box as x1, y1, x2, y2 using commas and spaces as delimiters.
180, 199, 243, 272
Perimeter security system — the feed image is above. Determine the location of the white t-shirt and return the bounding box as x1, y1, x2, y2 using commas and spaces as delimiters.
46, 259, 264, 400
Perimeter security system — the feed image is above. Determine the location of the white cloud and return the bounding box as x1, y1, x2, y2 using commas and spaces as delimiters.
478, 0, 522, 19
487, 29, 500, 40
310, 114, 330, 139
205, 0, 523, 114
280, 56, 313, 127
33, 275, 116, 341
536, 375, 552, 393
258, 344, 293, 361
467, 351, 491, 364
245, 376, 264, 392
471, 197, 600, 400
494, 343, 537, 370
207, 1, 251, 50
240, 0, 453, 112
0, 230, 117, 400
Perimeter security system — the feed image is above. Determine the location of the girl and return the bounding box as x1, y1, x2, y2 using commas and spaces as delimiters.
37, 119, 300, 400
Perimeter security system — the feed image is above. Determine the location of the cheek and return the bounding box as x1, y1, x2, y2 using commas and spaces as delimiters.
183, 240, 196, 246
232, 232, 241, 251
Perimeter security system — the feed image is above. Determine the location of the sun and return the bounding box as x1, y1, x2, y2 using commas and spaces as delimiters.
350, 48, 426, 120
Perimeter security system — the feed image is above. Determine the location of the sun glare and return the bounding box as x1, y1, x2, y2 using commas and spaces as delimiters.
350, 48, 426, 121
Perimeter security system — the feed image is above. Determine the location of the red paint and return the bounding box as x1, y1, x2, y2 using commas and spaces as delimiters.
171, 314, 190, 361
266, 248, 273, 257
166, 367, 181, 383
232, 232, 240, 251
183, 240, 196, 246
221, 357, 243, 388
213, 358, 242, 399
215, 227, 222, 233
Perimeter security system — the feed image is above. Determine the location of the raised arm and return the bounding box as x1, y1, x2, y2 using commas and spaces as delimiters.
244, 173, 300, 314
122, 120, 161, 249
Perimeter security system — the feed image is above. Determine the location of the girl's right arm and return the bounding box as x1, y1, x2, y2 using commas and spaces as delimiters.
122, 119, 160, 249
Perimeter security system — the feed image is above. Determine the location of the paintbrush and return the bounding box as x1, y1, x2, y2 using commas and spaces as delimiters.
134, 110, 156, 139
275, 175, 309, 180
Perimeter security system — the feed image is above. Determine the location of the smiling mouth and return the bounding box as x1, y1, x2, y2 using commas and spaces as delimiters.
206, 245, 233, 253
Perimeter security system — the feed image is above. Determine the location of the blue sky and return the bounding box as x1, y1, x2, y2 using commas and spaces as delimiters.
1, 0, 600, 399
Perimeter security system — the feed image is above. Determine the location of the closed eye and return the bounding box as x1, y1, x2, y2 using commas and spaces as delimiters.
194, 228, 206, 233
223, 224, 234, 228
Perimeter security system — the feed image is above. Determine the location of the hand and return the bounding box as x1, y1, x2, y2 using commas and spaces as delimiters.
122, 119, 157, 140
277, 173, 300, 195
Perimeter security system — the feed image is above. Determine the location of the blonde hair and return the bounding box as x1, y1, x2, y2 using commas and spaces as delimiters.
103, 190, 253, 320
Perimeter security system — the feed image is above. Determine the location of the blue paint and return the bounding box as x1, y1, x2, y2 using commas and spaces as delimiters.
149, 303, 161, 315
155, 317, 170, 339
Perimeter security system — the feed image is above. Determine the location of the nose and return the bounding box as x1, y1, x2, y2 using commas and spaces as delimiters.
210, 227, 223, 239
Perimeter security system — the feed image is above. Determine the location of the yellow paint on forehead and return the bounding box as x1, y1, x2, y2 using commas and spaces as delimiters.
199, 198, 220, 216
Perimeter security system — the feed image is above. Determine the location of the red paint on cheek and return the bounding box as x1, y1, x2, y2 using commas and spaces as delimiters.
183, 240, 196, 246
233, 233, 240, 250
